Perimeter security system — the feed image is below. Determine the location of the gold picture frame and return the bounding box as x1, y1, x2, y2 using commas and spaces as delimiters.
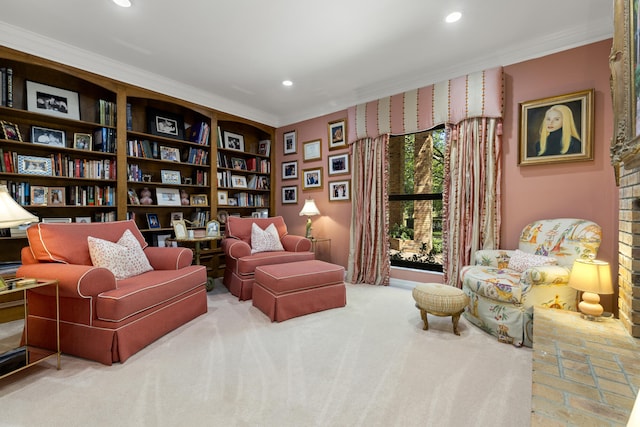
328, 119, 347, 150
518, 89, 594, 166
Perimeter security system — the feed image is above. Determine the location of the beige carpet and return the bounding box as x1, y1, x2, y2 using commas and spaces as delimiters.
0, 283, 532, 427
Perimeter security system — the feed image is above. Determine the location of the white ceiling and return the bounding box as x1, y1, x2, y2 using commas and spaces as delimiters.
0, 0, 613, 128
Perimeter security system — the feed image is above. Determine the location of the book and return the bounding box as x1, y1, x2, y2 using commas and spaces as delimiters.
5, 67, 13, 107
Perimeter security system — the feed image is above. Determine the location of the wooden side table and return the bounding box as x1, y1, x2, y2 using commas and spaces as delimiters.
0, 279, 60, 379
170, 236, 223, 291
311, 237, 331, 263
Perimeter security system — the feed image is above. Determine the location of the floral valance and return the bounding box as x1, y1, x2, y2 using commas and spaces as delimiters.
347, 67, 503, 141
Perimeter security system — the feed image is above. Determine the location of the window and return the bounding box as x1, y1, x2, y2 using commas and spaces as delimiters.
388, 128, 445, 272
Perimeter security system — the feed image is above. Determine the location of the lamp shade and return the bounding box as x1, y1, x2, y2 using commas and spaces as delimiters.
0, 184, 39, 228
568, 258, 613, 295
299, 199, 320, 217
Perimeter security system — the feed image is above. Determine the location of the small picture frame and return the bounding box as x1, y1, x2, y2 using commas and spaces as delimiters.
75, 216, 91, 223
329, 180, 350, 201
231, 175, 248, 188
282, 185, 298, 204
155, 187, 181, 206
147, 107, 185, 140
127, 188, 140, 205
161, 169, 182, 184
160, 146, 181, 162
170, 211, 184, 222
190, 194, 208, 206
258, 140, 271, 156
283, 130, 297, 155
30, 185, 47, 206
217, 190, 228, 205
172, 219, 188, 239
146, 213, 161, 229
251, 212, 261, 218
223, 131, 245, 151
31, 126, 65, 148
206, 220, 220, 237
228, 198, 238, 206
303, 139, 322, 162
328, 153, 350, 175
328, 118, 347, 150
156, 233, 172, 247
48, 187, 66, 206
17, 155, 52, 176
231, 157, 247, 170
282, 160, 298, 180
73, 133, 92, 150
303, 167, 323, 190
519, 89, 594, 166
217, 210, 229, 224
1, 121, 22, 141
26, 80, 80, 120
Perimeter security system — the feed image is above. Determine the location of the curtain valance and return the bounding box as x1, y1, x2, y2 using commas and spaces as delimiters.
347, 67, 503, 141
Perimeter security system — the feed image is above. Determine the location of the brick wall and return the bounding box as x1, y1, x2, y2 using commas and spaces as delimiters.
617, 164, 640, 338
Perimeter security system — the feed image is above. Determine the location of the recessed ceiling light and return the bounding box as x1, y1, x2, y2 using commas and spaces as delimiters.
282, 80, 293, 87
112, 0, 132, 7
445, 11, 461, 23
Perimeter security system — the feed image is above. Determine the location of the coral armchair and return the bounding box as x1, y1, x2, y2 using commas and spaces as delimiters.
459, 218, 602, 347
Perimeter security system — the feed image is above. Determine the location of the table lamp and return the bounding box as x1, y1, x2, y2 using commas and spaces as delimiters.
299, 199, 320, 239
0, 184, 39, 228
568, 258, 613, 320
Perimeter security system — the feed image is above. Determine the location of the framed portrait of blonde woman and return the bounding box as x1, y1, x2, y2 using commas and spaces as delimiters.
518, 89, 594, 166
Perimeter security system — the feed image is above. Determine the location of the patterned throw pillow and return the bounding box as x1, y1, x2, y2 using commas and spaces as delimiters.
88, 229, 153, 279
507, 249, 557, 273
250, 223, 284, 254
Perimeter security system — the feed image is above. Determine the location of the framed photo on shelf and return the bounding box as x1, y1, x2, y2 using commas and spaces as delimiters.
328, 118, 347, 150
519, 89, 593, 166
48, 187, 65, 206
258, 139, 271, 156
329, 180, 350, 201
1, 121, 22, 141
31, 126, 65, 148
217, 190, 228, 205
155, 187, 181, 206
217, 210, 229, 224
231, 157, 247, 170
228, 197, 238, 206
147, 107, 185, 140
282, 160, 298, 179
30, 186, 47, 206
26, 80, 80, 120
17, 154, 52, 176
160, 146, 181, 162
170, 211, 184, 222
283, 130, 297, 155
206, 220, 220, 237
172, 219, 188, 239
156, 233, 172, 247
161, 169, 181, 184
146, 213, 161, 229
190, 194, 208, 206
73, 133, 92, 150
231, 175, 248, 188
303, 139, 322, 162
282, 185, 298, 204
328, 153, 349, 175
127, 188, 140, 205
303, 167, 323, 190
223, 131, 245, 151
75, 217, 91, 223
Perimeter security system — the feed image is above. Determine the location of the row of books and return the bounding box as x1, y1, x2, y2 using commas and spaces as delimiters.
186, 147, 208, 165
97, 99, 116, 127
4, 181, 116, 206
51, 154, 116, 180
0, 66, 13, 107
227, 192, 269, 207
93, 127, 117, 153
188, 121, 210, 145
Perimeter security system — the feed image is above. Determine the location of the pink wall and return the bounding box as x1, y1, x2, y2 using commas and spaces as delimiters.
275, 40, 619, 309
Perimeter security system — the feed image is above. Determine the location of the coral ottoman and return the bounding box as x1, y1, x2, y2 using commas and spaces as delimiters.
253, 260, 346, 322
412, 283, 469, 335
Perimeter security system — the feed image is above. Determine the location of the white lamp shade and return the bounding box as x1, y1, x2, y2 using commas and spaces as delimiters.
0, 185, 39, 227
299, 199, 320, 217
568, 258, 613, 295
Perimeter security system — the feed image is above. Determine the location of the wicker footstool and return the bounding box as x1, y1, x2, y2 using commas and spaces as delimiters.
412, 283, 469, 335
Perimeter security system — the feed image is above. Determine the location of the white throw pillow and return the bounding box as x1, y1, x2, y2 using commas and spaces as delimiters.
88, 229, 153, 279
251, 223, 284, 254
507, 249, 557, 273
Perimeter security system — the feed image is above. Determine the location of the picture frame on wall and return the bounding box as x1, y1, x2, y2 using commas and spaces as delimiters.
329, 180, 350, 202
223, 131, 245, 151
328, 118, 347, 150
282, 160, 298, 179
73, 133, 92, 150
26, 80, 80, 120
283, 130, 297, 155
147, 107, 185, 140
303, 139, 322, 162
282, 185, 298, 204
1, 121, 22, 141
302, 167, 323, 190
328, 153, 349, 175
518, 89, 594, 166
31, 126, 65, 148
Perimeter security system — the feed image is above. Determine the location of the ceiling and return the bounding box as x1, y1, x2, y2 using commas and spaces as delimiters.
0, 0, 613, 128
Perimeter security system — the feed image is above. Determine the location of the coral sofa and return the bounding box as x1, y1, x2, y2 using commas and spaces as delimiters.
17, 220, 207, 365
222, 216, 314, 300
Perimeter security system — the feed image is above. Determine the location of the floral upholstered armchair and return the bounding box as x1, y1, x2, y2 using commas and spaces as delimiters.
459, 218, 602, 347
